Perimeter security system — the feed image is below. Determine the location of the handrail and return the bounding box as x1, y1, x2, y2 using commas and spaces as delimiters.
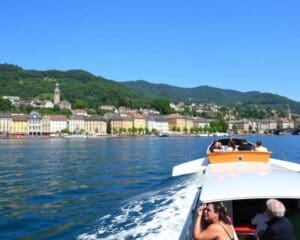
179, 187, 202, 240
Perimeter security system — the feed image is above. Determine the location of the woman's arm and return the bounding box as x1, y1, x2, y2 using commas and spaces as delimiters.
193, 206, 218, 240
193, 206, 205, 239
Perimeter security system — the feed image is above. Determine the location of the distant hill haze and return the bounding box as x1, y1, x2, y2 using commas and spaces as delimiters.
1, 64, 300, 114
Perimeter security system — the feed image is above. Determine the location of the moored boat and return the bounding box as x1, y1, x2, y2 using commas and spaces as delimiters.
62, 134, 87, 139
172, 138, 300, 240
158, 132, 170, 137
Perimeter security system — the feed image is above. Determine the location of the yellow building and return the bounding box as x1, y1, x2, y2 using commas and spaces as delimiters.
110, 116, 123, 133
132, 113, 146, 130
85, 115, 107, 135
167, 113, 185, 132
185, 116, 194, 132
11, 114, 28, 136
121, 116, 133, 131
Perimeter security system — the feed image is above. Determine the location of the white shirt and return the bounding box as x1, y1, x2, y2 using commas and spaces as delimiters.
255, 146, 268, 152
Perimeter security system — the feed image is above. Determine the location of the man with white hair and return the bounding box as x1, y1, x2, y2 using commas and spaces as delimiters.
261, 199, 295, 240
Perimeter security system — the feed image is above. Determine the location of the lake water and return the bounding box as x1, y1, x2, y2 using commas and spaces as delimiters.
0, 135, 299, 239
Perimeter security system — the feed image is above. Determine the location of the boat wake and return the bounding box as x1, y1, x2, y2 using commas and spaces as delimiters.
77, 173, 203, 240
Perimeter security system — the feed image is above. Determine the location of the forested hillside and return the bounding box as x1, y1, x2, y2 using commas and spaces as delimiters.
0, 64, 147, 109
122, 80, 300, 114
1, 64, 300, 114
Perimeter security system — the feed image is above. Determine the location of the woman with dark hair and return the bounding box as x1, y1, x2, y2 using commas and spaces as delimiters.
209, 140, 223, 152
193, 202, 238, 240
227, 140, 237, 151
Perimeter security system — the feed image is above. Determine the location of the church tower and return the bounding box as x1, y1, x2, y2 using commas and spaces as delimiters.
286, 104, 292, 120
54, 83, 60, 105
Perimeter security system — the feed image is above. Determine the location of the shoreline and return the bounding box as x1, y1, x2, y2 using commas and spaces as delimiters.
0, 133, 296, 140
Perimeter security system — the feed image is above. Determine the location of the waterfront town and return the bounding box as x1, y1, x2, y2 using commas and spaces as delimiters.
0, 84, 299, 138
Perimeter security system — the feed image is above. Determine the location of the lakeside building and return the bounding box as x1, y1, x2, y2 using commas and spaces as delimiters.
68, 115, 85, 133
193, 117, 211, 129
121, 116, 133, 131
146, 115, 169, 133
232, 119, 252, 134
276, 117, 294, 129
257, 119, 277, 134
50, 115, 68, 133
42, 115, 51, 135
108, 114, 123, 134
0, 112, 11, 135
167, 113, 186, 132
132, 113, 146, 131
28, 111, 42, 136
85, 115, 107, 135
185, 115, 194, 133
11, 114, 28, 136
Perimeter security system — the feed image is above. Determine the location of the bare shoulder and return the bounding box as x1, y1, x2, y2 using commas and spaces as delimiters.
207, 223, 223, 232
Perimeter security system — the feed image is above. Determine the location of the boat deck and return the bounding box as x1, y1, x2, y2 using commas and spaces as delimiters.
200, 161, 300, 202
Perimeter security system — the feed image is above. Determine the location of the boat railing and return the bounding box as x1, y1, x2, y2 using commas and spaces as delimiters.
179, 187, 202, 240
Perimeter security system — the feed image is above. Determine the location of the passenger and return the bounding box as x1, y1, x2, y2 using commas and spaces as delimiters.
255, 140, 268, 152
210, 140, 223, 152
251, 208, 269, 239
193, 202, 238, 240
226, 140, 236, 151
261, 199, 296, 240
237, 139, 253, 151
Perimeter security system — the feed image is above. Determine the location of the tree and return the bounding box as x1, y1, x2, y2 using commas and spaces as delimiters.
151, 98, 172, 114
0, 98, 12, 111
183, 127, 188, 134
107, 121, 112, 134
53, 104, 60, 111
74, 99, 85, 109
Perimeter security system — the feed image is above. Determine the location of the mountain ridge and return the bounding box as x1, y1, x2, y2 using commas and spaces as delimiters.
121, 80, 300, 113
1, 64, 300, 114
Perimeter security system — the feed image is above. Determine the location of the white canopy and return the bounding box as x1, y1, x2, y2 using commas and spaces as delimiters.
200, 161, 300, 202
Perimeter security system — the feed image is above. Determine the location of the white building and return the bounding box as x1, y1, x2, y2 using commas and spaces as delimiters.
276, 117, 294, 129
2, 96, 20, 105
193, 117, 212, 129
0, 112, 12, 134
37, 100, 54, 109
28, 111, 42, 135
68, 115, 85, 133
50, 115, 68, 133
42, 115, 51, 135
146, 116, 169, 133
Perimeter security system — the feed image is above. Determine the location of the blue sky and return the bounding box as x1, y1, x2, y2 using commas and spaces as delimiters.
1, 0, 300, 101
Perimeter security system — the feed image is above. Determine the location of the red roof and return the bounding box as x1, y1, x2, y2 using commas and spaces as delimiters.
167, 113, 183, 119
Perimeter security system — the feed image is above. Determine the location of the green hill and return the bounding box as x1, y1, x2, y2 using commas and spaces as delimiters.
0, 64, 146, 109
122, 80, 300, 114
1, 64, 300, 114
